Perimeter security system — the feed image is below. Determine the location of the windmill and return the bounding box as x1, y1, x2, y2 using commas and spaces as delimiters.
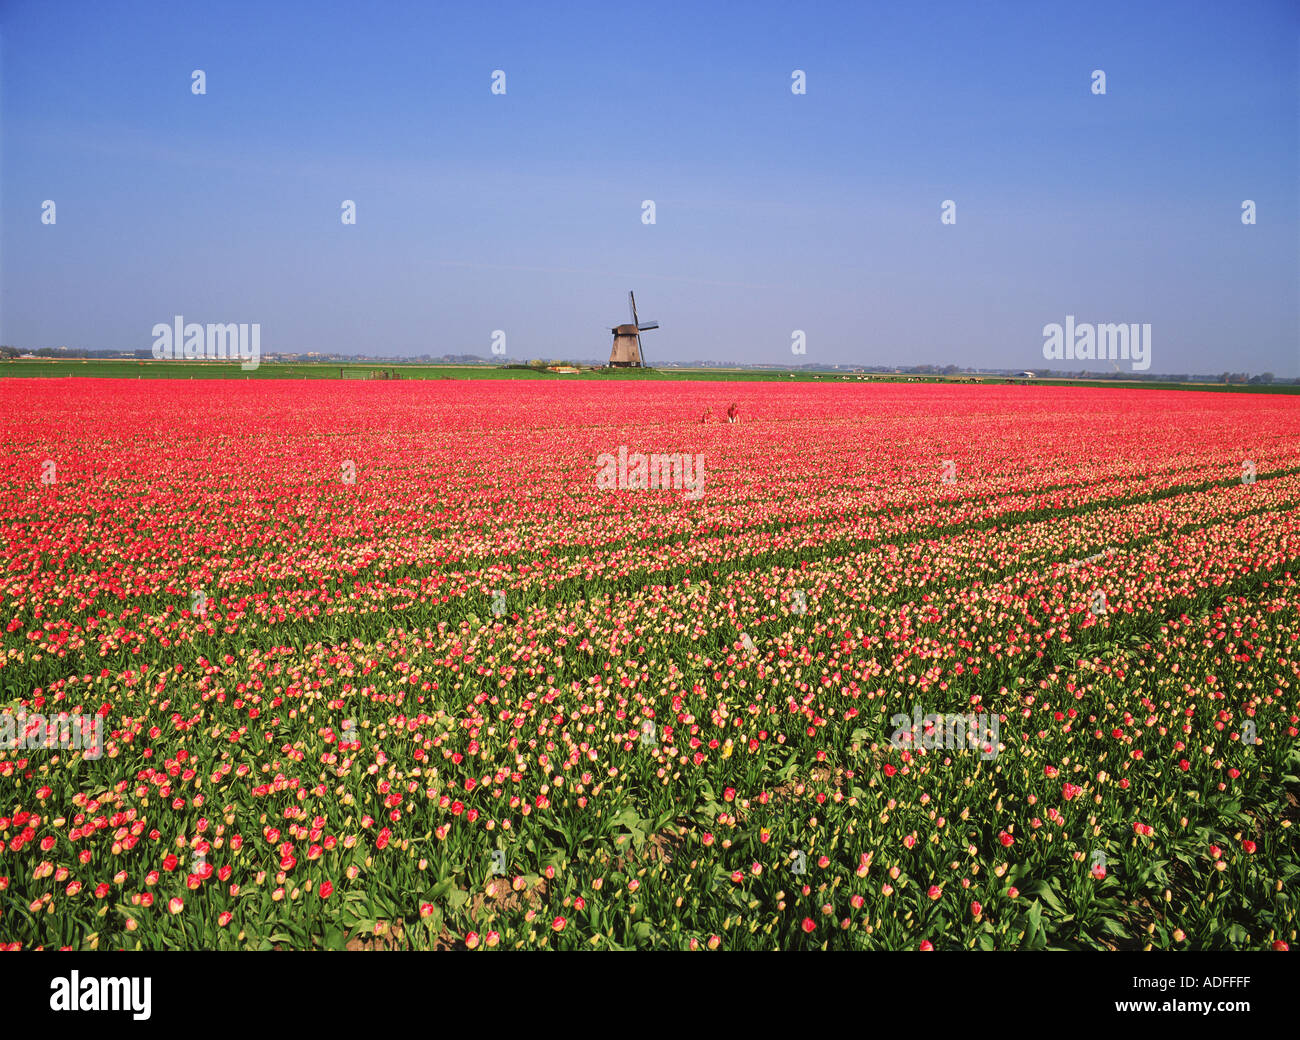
608, 291, 658, 368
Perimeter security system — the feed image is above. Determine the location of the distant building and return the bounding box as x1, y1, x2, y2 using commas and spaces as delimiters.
1018, 371, 1036, 379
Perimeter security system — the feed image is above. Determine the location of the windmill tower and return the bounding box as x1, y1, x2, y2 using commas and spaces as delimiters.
608, 291, 658, 368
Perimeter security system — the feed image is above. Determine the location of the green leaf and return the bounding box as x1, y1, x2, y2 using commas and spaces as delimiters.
1022, 900, 1047, 950
1021, 879, 1068, 917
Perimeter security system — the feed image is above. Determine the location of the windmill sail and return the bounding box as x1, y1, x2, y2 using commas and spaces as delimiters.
609, 290, 658, 367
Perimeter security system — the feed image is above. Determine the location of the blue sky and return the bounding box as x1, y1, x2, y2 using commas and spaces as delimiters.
3, 0, 1297, 374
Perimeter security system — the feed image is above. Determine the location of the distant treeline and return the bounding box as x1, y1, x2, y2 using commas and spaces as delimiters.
1, 346, 154, 360
0, 346, 1292, 384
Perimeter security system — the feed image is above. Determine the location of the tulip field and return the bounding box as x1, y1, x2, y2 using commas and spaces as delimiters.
1, 377, 1298, 951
